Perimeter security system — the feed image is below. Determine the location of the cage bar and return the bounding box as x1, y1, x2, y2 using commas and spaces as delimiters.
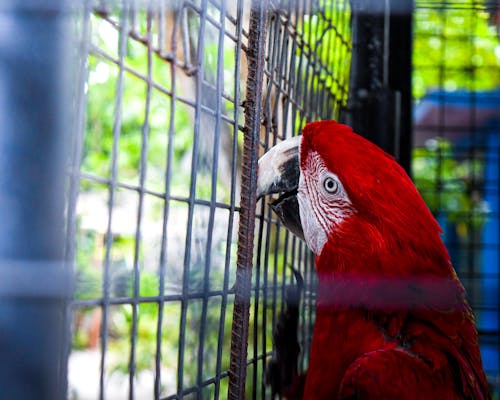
348, 0, 413, 170
0, 1, 74, 399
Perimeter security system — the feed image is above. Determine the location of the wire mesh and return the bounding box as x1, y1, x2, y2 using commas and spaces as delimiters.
413, 0, 500, 394
64, 0, 500, 398
249, 0, 351, 398
67, 1, 351, 399
69, 1, 249, 398
8, 0, 500, 397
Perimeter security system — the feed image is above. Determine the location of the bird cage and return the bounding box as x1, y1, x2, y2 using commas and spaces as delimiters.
0, 0, 499, 398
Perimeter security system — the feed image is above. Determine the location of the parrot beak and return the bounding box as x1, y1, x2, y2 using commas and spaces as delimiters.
256, 135, 304, 240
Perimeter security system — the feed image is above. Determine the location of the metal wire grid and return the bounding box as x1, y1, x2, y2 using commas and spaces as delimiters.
413, 0, 500, 392
69, 1, 249, 398
248, 0, 351, 398
416, 0, 500, 10
67, 0, 352, 399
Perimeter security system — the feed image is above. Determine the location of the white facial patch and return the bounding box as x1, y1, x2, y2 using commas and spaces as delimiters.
297, 184, 327, 255
297, 151, 354, 255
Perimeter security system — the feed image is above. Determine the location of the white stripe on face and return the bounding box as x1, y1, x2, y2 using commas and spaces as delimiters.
297, 151, 354, 255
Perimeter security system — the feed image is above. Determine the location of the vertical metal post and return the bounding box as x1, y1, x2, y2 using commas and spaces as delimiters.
388, 0, 413, 173
0, 1, 73, 398
228, 0, 268, 398
347, 0, 413, 173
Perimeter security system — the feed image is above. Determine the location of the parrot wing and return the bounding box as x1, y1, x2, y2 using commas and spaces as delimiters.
338, 303, 490, 400
266, 268, 304, 398
339, 348, 462, 400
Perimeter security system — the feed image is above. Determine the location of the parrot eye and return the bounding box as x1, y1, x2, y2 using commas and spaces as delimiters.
323, 177, 339, 194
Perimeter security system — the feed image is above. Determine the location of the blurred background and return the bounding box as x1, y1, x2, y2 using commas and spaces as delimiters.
0, 0, 499, 399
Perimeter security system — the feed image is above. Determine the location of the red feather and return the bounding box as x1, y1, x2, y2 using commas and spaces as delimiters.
298, 120, 490, 399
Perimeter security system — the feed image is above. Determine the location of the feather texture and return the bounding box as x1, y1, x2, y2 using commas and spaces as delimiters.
298, 120, 490, 399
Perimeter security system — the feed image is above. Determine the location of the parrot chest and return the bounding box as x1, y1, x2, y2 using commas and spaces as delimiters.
303, 308, 398, 398
304, 305, 489, 399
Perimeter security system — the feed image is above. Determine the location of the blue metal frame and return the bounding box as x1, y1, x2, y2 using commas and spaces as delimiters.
0, 1, 73, 398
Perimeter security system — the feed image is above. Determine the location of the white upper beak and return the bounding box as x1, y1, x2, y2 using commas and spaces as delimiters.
256, 135, 302, 198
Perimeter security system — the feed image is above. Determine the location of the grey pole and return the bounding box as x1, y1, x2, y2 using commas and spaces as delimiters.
0, 1, 74, 398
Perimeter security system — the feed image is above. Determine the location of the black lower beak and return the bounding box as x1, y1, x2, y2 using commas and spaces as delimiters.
270, 190, 304, 240
257, 136, 304, 241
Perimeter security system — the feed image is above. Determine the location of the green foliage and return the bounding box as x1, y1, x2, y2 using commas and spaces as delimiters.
74, 229, 102, 300
73, 2, 500, 395
299, 2, 352, 109
83, 16, 194, 192
413, 1, 500, 99
412, 138, 488, 231
107, 272, 165, 375
74, 12, 240, 394
412, 1, 498, 235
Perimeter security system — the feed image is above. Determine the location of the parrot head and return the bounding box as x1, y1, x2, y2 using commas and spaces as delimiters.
258, 120, 449, 276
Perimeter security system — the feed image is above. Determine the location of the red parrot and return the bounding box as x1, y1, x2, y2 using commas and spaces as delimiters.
257, 120, 490, 399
